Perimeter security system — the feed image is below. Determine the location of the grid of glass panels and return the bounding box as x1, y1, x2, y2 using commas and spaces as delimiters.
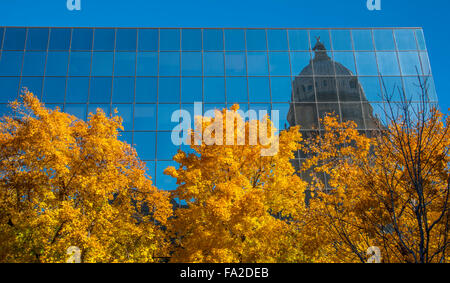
0, 27, 437, 190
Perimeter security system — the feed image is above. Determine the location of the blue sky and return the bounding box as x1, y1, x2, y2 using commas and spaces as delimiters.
1, 0, 449, 111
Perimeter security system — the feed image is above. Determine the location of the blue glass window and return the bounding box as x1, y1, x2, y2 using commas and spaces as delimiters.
135, 77, 157, 103
160, 29, 180, 51
359, 77, 382, 102
373, 29, 395, 51
3, 28, 26, 50
204, 77, 225, 103
380, 76, 403, 102
43, 77, 66, 103
224, 29, 245, 51
203, 29, 223, 51
88, 104, 110, 116
247, 52, 268, 76
310, 30, 331, 50
22, 52, 46, 76
377, 52, 400, 76
420, 52, 431, 75
0, 28, 4, 48
331, 29, 352, 51
290, 52, 312, 76
91, 52, 114, 76
0, 77, 20, 102
248, 77, 270, 102
0, 51, 23, 76
94, 28, 115, 51
203, 52, 224, 76
333, 52, 356, 75
138, 29, 158, 51
157, 132, 179, 160
112, 104, 133, 130
272, 103, 290, 131
49, 28, 71, 50
181, 77, 202, 102
395, 29, 417, 50
64, 104, 87, 120
226, 77, 248, 103
225, 52, 246, 76
352, 29, 374, 51
157, 104, 181, 131
415, 29, 426, 50
89, 77, 112, 103
158, 77, 180, 103
137, 52, 158, 76
114, 52, 136, 76
268, 52, 291, 76
403, 77, 424, 102
71, 28, 93, 51
288, 29, 309, 51
118, 131, 132, 146
134, 132, 156, 160
26, 28, 49, 51
159, 52, 180, 76
355, 52, 378, 76
116, 28, 137, 51
46, 52, 69, 76
66, 77, 89, 103
20, 77, 43, 98
134, 104, 157, 131
112, 77, 135, 103
181, 52, 202, 76
271, 77, 292, 102
182, 29, 202, 51
398, 51, 421, 76
246, 29, 267, 51
156, 161, 177, 189
69, 52, 92, 76
267, 29, 288, 51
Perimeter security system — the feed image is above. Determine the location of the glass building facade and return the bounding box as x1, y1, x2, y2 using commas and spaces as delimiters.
0, 27, 437, 190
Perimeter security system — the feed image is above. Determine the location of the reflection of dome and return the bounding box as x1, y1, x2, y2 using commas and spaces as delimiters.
288, 37, 378, 130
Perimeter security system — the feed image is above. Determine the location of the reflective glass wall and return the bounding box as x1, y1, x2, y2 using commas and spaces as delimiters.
0, 27, 437, 190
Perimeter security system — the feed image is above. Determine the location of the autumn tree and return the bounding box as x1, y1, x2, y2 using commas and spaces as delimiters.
302, 78, 449, 263
165, 105, 309, 263
0, 90, 172, 263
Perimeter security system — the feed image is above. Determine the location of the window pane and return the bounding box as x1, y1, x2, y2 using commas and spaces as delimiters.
156, 161, 177, 189
224, 29, 245, 51
4, 28, 26, 50
157, 132, 179, 160
204, 77, 225, 102
181, 52, 202, 76
160, 29, 180, 51
66, 77, 89, 103
292, 76, 315, 102
377, 52, 400, 76
316, 77, 338, 102
341, 103, 364, 128
203, 52, 224, 76
0, 51, 23, 76
398, 51, 421, 76
203, 29, 223, 51
290, 52, 312, 76
20, 77, 43, 98
157, 104, 180, 130
71, 28, 93, 51
271, 77, 292, 102
112, 77, 135, 103
116, 28, 137, 51
333, 52, 356, 75
0, 28, 4, 49
43, 77, 66, 103
22, 52, 46, 76
26, 28, 49, 51
46, 52, 69, 76
415, 29, 426, 50
352, 29, 374, 51
380, 76, 403, 102
138, 29, 158, 51
0, 77, 20, 102
355, 52, 378, 76
181, 77, 202, 102
64, 104, 87, 120
247, 52, 268, 76
373, 29, 395, 51
420, 52, 431, 75
89, 77, 112, 103
291, 103, 318, 129
248, 77, 270, 102
267, 29, 288, 51
359, 76, 382, 102
137, 52, 158, 76
88, 104, 110, 116
246, 29, 267, 51
331, 29, 352, 51
134, 132, 156, 160
288, 29, 309, 51
395, 29, 417, 50
182, 29, 202, 51
159, 52, 180, 76
135, 77, 157, 103
68, 52, 92, 76
310, 30, 331, 50
49, 28, 71, 50
114, 52, 136, 76
158, 77, 180, 103
225, 52, 246, 76
268, 52, 291, 76
403, 77, 424, 102
134, 104, 157, 130
91, 52, 114, 76
94, 28, 115, 51
226, 77, 247, 103
112, 104, 133, 130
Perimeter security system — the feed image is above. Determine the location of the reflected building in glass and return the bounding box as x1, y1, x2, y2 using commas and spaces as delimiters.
0, 27, 438, 190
